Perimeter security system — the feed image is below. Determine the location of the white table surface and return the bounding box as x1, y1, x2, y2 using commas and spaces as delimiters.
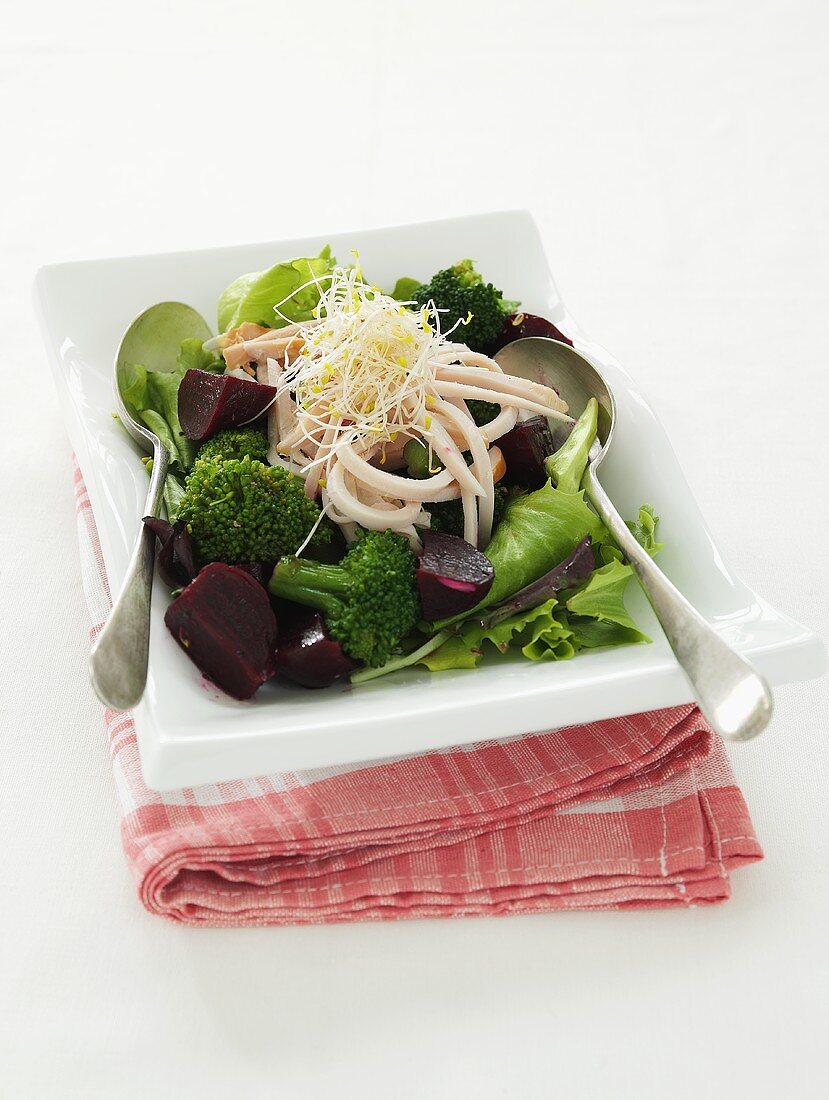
3, 1, 828, 1096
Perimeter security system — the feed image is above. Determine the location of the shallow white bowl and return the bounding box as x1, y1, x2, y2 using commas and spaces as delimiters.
34, 211, 825, 791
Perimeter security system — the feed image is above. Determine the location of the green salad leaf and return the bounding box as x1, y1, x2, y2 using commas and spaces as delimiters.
389, 276, 422, 302
121, 362, 195, 473
121, 338, 223, 478
420, 609, 534, 671
519, 604, 578, 661
421, 558, 649, 672
483, 485, 606, 608
567, 616, 649, 650
599, 504, 664, 565
421, 593, 606, 672
565, 559, 649, 639
217, 246, 337, 332
177, 336, 222, 374
626, 503, 663, 556
418, 633, 483, 672
431, 480, 606, 632
140, 458, 187, 521
161, 470, 187, 520
545, 397, 597, 493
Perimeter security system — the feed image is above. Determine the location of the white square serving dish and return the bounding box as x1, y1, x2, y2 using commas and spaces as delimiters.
35, 211, 825, 791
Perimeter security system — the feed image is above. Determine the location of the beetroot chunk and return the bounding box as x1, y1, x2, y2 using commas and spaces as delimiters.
143, 516, 197, 589
275, 606, 359, 688
497, 415, 556, 489
417, 531, 494, 620
235, 561, 274, 588
164, 562, 277, 699
178, 369, 277, 442
494, 312, 573, 351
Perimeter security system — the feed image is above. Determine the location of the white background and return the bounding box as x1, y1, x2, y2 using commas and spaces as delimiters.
2, 1, 828, 1096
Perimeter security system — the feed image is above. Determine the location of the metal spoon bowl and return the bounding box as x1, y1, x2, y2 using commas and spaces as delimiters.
495, 336, 773, 742
89, 302, 212, 711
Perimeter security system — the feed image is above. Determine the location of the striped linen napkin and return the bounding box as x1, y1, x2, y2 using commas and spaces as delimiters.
74, 465, 762, 925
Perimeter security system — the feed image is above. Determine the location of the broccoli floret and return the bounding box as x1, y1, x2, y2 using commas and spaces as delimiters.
428, 485, 510, 540
178, 454, 330, 565
269, 530, 419, 667
465, 399, 502, 427
194, 428, 268, 465
414, 259, 516, 353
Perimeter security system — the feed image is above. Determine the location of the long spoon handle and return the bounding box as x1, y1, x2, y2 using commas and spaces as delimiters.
584, 467, 772, 740
89, 444, 169, 711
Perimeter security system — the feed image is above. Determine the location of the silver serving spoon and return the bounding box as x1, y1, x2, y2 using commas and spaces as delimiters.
495, 336, 773, 741
89, 302, 212, 711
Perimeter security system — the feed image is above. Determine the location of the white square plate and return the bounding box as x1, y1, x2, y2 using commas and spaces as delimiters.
35, 211, 825, 791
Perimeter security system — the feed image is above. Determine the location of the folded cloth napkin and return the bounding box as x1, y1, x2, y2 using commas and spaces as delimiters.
74, 465, 762, 925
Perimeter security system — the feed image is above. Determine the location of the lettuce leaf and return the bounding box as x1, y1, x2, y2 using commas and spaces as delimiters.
389, 276, 422, 301
120, 339, 223, 476
566, 616, 649, 649
599, 504, 664, 565
423, 558, 648, 672
565, 559, 650, 640
545, 397, 597, 493
431, 481, 606, 631
485, 485, 606, 605
217, 246, 337, 332
121, 362, 193, 472
140, 459, 186, 520
177, 336, 222, 374
419, 603, 539, 671
519, 605, 578, 661
421, 599, 578, 671
626, 503, 663, 556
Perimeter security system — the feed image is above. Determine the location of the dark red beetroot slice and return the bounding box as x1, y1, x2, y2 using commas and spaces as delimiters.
497, 416, 556, 489
274, 605, 359, 688
494, 312, 573, 351
417, 531, 494, 620
164, 562, 278, 699
235, 561, 274, 588
143, 516, 198, 589
178, 369, 277, 442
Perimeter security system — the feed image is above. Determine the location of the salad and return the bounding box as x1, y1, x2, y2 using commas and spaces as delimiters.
122, 248, 661, 700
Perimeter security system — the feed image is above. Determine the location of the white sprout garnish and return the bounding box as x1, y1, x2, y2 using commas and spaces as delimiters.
280, 263, 452, 453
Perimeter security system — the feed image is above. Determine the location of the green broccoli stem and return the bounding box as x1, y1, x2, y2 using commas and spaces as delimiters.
269, 557, 353, 618
349, 629, 454, 685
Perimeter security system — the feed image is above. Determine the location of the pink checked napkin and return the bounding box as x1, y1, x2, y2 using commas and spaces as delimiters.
74, 465, 762, 925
